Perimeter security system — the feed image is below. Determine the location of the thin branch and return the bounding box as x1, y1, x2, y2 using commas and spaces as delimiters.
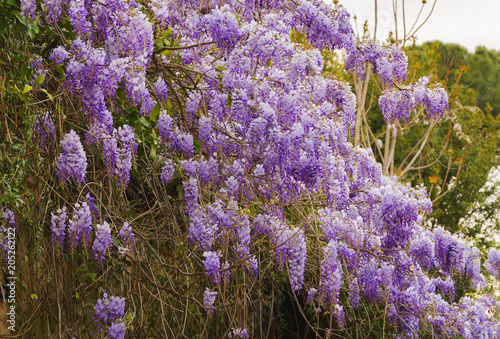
154, 41, 216, 54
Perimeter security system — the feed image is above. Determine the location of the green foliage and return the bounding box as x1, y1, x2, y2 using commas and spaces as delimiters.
410, 41, 500, 117
404, 42, 500, 241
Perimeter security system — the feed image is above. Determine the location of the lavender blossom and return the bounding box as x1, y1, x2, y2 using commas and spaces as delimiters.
86, 193, 99, 222
51, 207, 67, 247
203, 251, 221, 284
32, 112, 56, 154
203, 288, 217, 317
161, 159, 175, 183
108, 321, 126, 339
319, 239, 342, 305
118, 222, 135, 255
20, 0, 36, 20
229, 327, 249, 338
155, 77, 168, 102
276, 227, 307, 292
57, 130, 87, 184
485, 248, 500, 280
49, 46, 71, 65
93, 221, 113, 264
94, 293, 126, 326
67, 201, 92, 250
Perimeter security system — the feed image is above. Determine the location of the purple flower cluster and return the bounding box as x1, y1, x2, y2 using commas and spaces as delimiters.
160, 159, 175, 183
319, 240, 342, 306
20, 0, 36, 20
94, 293, 127, 338
275, 227, 307, 292
67, 201, 92, 250
346, 42, 407, 84
203, 288, 217, 317
86, 124, 137, 190
32, 112, 56, 154
293, 0, 355, 52
229, 327, 249, 338
203, 5, 243, 54
49, 198, 140, 267
108, 321, 126, 339
93, 221, 113, 264
51, 207, 67, 247
485, 248, 500, 279
155, 77, 168, 103
118, 222, 135, 256
379, 76, 449, 123
57, 130, 87, 184
203, 251, 221, 284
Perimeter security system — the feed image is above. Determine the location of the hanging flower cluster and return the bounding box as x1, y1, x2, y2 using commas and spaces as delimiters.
94, 293, 127, 339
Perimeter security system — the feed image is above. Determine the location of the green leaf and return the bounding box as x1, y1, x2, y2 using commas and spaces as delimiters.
35, 74, 44, 86
6, 0, 18, 7
161, 29, 172, 40
150, 145, 157, 160
232, 12, 241, 26
139, 116, 150, 127
27, 23, 39, 39
194, 139, 201, 154
149, 103, 161, 122
40, 88, 53, 100
25, 255, 29, 263
31, 294, 38, 299
56, 66, 65, 77
22, 84, 32, 94
166, 99, 172, 115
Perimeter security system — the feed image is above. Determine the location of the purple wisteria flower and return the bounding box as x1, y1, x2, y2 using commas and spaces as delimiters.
160, 159, 175, 183
32, 111, 56, 154
157, 111, 173, 142
1, 208, 15, 227
155, 77, 168, 102
94, 293, 127, 338
203, 288, 217, 317
410, 235, 435, 270
275, 227, 307, 292
349, 278, 360, 309
20, 0, 36, 20
57, 130, 87, 184
203, 251, 221, 284
485, 248, 500, 279
51, 207, 67, 247
86, 193, 99, 222
203, 5, 243, 54
319, 239, 341, 305
118, 222, 135, 256
306, 288, 317, 304
94, 293, 126, 324
93, 221, 113, 264
67, 201, 92, 250
108, 321, 126, 339
49, 46, 71, 65
229, 327, 249, 338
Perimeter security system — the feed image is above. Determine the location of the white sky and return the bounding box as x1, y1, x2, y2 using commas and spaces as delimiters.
338, 0, 500, 52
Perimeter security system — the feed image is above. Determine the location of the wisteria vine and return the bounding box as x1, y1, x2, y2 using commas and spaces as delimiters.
20, 0, 500, 337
